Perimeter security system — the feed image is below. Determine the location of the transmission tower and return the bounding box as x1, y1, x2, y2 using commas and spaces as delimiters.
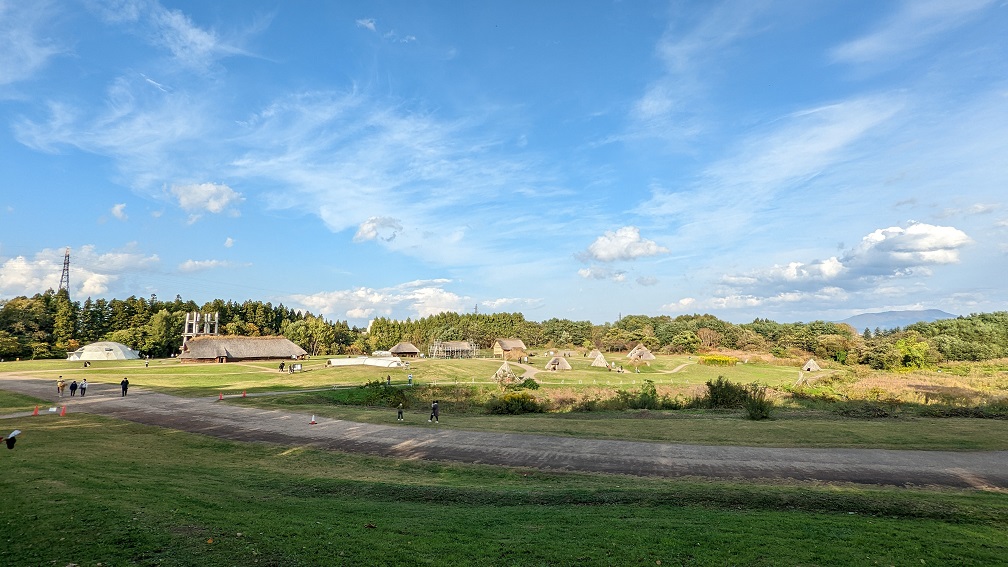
58, 247, 70, 299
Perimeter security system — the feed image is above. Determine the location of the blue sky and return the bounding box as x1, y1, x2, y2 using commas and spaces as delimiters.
1, 0, 1006, 326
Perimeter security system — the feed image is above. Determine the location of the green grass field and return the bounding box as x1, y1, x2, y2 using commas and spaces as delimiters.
2, 411, 1006, 566
3, 357, 1008, 565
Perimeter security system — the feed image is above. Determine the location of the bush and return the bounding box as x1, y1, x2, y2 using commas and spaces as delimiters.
704, 376, 748, 408
486, 392, 545, 414
743, 383, 773, 420
358, 380, 408, 407
505, 377, 540, 391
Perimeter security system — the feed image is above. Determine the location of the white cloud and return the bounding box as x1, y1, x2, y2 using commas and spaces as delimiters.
170, 182, 243, 216
178, 259, 232, 272
354, 217, 403, 243
0, 1, 64, 86
355, 18, 376, 32
224, 237, 234, 248
636, 275, 659, 286
830, 0, 993, 65
0, 245, 158, 298
481, 297, 542, 310
660, 297, 695, 311
577, 266, 626, 282
584, 226, 669, 262
111, 203, 128, 220
290, 279, 467, 322
712, 223, 971, 312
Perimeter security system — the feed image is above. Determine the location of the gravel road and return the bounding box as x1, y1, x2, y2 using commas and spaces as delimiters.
3, 375, 1006, 489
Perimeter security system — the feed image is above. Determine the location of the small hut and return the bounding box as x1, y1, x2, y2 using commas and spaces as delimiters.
493, 338, 528, 360
544, 356, 572, 371
590, 353, 609, 368
802, 359, 821, 372
67, 341, 141, 361
492, 361, 519, 386
587, 348, 602, 359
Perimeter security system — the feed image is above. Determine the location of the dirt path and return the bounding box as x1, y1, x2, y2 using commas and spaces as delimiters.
2, 375, 1006, 489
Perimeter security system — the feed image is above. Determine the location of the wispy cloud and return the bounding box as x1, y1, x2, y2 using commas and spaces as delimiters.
178, 259, 237, 272
0, 1, 64, 86
355, 18, 376, 32
111, 203, 128, 220
830, 0, 993, 65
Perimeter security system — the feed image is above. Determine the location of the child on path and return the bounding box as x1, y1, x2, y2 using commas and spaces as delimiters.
69, 380, 78, 396
79, 379, 88, 396
57, 377, 65, 397
397, 402, 404, 421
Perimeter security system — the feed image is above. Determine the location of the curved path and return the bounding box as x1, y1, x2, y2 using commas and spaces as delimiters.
2, 375, 1006, 490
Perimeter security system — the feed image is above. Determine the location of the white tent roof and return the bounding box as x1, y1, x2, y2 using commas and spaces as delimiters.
67, 341, 141, 361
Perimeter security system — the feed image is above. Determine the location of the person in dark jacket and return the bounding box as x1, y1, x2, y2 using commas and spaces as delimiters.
120, 377, 129, 396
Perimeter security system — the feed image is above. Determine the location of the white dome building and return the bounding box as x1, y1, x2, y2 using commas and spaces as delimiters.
67, 341, 141, 361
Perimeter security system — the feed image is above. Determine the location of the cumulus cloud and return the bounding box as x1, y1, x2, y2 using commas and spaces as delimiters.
583, 226, 669, 262
660, 297, 695, 311
353, 217, 403, 243
169, 182, 244, 217
111, 203, 128, 220
710, 223, 971, 313
290, 279, 467, 322
224, 237, 234, 248
0, 244, 159, 297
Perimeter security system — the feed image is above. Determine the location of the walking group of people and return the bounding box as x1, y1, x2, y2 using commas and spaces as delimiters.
394, 400, 440, 423
55, 376, 129, 397
56, 376, 88, 397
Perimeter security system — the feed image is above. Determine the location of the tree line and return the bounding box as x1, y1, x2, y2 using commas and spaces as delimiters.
1, 289, 1005, 369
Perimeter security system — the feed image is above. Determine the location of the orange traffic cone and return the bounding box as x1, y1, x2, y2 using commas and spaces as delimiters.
219, 392, 223, 400
242, 390, 246, 398
60, 406, 67, 416
310, 415, 317, 425
33, 405, 39, 416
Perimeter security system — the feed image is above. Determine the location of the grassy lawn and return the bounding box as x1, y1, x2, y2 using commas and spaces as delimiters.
2, 413, 1006, 566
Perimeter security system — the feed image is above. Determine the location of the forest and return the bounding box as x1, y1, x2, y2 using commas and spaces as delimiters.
1, 289, 1006, 370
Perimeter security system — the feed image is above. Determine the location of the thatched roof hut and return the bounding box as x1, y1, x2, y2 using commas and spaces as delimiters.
544, 356, 572, 371
390, 342, 421, 357
803, 358, 821, 372
590, 353, 609, 368
493, 338, 527, 360
179, 336, 306, 363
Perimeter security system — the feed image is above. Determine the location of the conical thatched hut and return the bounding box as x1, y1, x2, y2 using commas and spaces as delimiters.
544, 356, 572, 371
590, 353, 609, 368
803, 358, 821, 372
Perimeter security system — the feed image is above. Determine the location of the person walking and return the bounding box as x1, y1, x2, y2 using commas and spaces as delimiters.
79, 378, 88, 397
57, 377, 65, 397
397, 402, 404, 421
120, 377, 129, 397
69, 380, 78, 397
429, 400, 439, 423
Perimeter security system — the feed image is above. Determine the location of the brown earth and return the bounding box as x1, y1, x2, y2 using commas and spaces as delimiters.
2, 375, 1006, 489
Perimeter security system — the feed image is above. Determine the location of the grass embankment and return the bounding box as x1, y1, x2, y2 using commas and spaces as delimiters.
2, 409, 1006, 566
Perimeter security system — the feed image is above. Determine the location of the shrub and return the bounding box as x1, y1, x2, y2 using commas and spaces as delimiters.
704, 376, 748, 408
743, 383, 773, 420
505, 377, 540, 391
358, 380, 407, 407
486, 392, 545, 414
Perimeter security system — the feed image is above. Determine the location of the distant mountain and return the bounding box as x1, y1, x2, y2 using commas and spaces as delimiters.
838, 309, 957, 332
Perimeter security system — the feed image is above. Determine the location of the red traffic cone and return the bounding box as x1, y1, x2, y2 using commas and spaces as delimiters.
219, 392, 223, 400
310, 415, 317, 425
60, 406, 67, 416
33, 405, 39, 416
